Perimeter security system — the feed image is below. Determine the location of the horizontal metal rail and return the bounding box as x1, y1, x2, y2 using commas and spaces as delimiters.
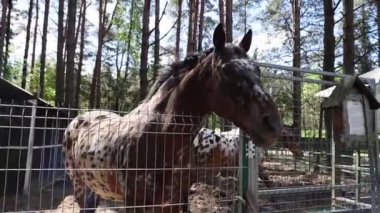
255, 61, 352, 78
262, 73, 337, 85
334, 197, 372, 209
258, 183, 371, 196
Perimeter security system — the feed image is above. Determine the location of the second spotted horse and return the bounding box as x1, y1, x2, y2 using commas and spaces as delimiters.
193, 126, 304, 188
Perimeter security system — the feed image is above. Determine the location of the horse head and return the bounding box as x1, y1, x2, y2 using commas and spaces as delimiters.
203, 24, 283, 148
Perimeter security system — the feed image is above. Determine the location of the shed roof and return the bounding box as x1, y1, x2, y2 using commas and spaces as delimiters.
322, 76, 380, 110
0, 77, 52, 107
315, 68, 380, 98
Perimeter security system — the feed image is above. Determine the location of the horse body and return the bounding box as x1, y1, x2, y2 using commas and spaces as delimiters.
193, 127, 256, 167
193, 126, 304, 187
63, 24, 283, 213
64, 103, 206, 209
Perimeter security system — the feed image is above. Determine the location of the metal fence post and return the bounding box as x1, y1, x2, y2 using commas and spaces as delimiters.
23, 99, 37, 195
249, 145, 259, 209
238, 129, 249, 212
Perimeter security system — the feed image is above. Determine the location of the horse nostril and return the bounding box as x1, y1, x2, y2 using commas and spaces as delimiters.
264, 115, 283, 133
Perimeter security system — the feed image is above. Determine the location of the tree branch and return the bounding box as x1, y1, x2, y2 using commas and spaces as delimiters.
148, 1, 169, 36
149, 18, 178, 47
333, 0, 341, 12
104, 0, 120, 36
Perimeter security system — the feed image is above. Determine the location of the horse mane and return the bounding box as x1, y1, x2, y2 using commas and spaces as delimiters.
143, 48, 214, 103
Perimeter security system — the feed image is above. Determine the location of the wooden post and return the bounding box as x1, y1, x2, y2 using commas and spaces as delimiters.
331, 126, 336, 208
365, 97, 379, 212
23, 99, 37, 195
249, 146, 259, 209
354, 150, 360, 204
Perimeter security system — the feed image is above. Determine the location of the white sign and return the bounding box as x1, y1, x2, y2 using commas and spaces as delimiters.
347, 100, 366, 136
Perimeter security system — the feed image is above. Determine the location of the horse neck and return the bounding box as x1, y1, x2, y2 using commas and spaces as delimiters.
158, 65, 212, 133
124, 69, 210, 136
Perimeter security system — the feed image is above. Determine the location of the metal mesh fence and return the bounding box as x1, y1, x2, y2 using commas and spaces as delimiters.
0, 65, 378, 212
256, 65, 375, 212
0, 103, 246, 212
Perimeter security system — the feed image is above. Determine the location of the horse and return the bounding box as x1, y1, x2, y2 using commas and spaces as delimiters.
193, 125, 303, 187
62, 24, 283, 213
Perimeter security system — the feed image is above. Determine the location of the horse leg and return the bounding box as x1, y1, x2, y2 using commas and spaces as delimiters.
148, 187, 185, 213
71, 176, 99, 213
180, 193, 189, 213
258, 165, 273, 188
84, 191, 100, 213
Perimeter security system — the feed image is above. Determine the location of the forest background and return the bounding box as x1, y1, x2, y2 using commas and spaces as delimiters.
0, 0, 378, 128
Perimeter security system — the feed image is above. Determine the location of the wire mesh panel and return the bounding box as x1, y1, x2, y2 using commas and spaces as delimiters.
0, 68, 378, 213
0, 103, 249, 212
256, 66, 375, 212
0, 101, 72, 212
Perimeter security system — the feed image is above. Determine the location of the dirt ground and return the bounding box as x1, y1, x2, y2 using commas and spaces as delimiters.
1, 175, 239, 213
1, 163, 370, 212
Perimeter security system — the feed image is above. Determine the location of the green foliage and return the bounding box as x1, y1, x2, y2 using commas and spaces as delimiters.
29, 62, 56, 105
99, 0, 144, 110
2, 61, 23, 84
354, 2, 377, 74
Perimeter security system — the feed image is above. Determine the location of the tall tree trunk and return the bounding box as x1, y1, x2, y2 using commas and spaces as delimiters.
219, 0, 233, 131
174, 0, 182, 61
0, 0, 9, 77
124, 0, 135, 81
139, 0, 151, 101
218, 0, 225, 27
21, 0, 34, 89
4, 0, 12, 79
31, 0, 39, 75
343, 0, 355, 75
243, 0, 247, 33
114, 43, 125, 110
316, 0, 335, 174
291, 0, 301, 133
65, 0, 77, 107
55, 0, 65, 106
322, 0, 335, 86
197, 0, 204, 51
75, 0, 86, 108
225, 0, 232, 42
39, 0, 50, 98
359, 3, 371, 74
89, 0, 104, 108
89, 0, 118, 107
153, 0, 160, 82
75, 1, 83, 49
191, 0, 199, 51
186, 0, 194, 54
322, 0, 335, 136
377, 0, 380, 66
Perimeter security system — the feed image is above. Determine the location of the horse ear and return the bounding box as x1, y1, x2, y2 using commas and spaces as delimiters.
239, 29, 252, 52
213, 23, 225, 52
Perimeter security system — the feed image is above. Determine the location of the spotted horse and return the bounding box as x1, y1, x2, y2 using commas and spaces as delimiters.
193, 126, 304, 187
63, 24, 283, 213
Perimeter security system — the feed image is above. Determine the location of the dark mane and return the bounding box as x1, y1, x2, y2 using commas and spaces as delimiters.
144, 48, 214, 102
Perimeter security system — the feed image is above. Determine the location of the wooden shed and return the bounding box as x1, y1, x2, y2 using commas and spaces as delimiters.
0, 77, 69, 196
321, 76, 380, 148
